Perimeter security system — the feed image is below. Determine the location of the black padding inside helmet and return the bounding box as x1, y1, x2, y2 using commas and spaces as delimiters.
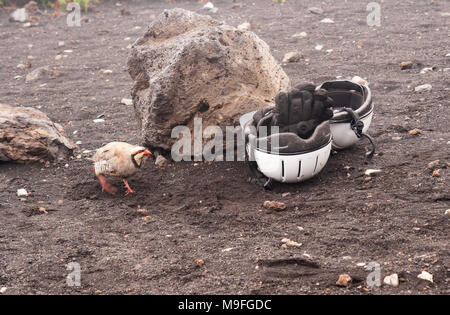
319, 80, 373, 122
326, 90, 364, 110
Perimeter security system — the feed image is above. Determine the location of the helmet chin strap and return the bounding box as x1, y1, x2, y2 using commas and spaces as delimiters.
248, 161, 273, 190
338, 108, 375, 164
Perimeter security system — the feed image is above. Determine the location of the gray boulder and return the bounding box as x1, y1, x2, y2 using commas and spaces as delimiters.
0, 104, 76, 163
127, 8, 290, 151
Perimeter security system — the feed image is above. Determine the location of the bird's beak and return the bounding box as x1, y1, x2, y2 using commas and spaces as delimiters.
143, 150, 152, 155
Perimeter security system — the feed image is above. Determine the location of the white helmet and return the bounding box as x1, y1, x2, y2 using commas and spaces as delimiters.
318, 80, 375, 162
240, 81, 375, 189
240, 83, 334, 189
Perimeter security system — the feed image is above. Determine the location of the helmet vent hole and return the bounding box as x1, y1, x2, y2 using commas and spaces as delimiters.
313, 156, 319, 174
298, 161, 302, 178
281, 160, 285, 178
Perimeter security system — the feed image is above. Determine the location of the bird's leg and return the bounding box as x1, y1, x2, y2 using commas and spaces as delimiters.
97, 174, 117, 195
123, 179, 136, 195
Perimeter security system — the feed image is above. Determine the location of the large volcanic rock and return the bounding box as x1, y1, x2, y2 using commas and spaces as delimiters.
127, 8, 290, 151
0, 104, 76, 163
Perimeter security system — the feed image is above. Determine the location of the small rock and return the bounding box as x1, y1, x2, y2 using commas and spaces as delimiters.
57, 200, 64, 205
392, 136, 402, 141
237, 22, 251, 31
282, 51, 301, 63
120, 8, 131, 16
203, 2, 218, 13
155, 155, 168, 168
121, 98, 133, 106
415, 84, 432, 92
308, 7, 323, 15
446, 53, 450, 57
263, 200, 287, 211
281, 192, 291, 197
99, 69, 113, 75
336, 274, 352, 287
356, 262, 366, 267
352, 76, 369, 86
39, 207, 48, 214
9, 8, 29, 23
364, 169, 381, 176
93, 118, 105, 123
292, 32, 307, 38
420, 67, 435, 74
17, 188, 28, 197
55, 55, 62, 61
445, 209, 450, 216
320, 18, 334, 24
63, 50, 73, 53
440, 12, 450, 17
427, 160, 440, 169
432, 169, 441, 177
194, 259, 205, 266
222, 247, 233, 252
408, 128, 422, 136
17, 61, 31, 69
58, 41, 65, 47
203, 2, 214, 9
417, 270, 433, 283
0, 287, 7, 294
383, 273, 399, 287
281, 238, 302, 247
315, 44, 324, 51
25, 66, 60, 83
400, 61, 413, 70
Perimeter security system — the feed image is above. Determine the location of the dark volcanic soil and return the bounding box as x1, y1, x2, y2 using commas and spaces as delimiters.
0, 0, 449, 295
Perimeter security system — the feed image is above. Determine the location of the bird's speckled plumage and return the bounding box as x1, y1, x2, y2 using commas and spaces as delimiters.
93, 142, 148, 179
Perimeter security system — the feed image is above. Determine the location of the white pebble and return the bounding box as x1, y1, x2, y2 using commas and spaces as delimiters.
417, 270, 433, 283
414, 84, 432, 92
445, 209, 450, 216
320, 18, 334, 24
237, 22, 251, 31
352, 76, 369, 86
0, 287, 7, 294
93, 119, 105, 123
315, 44, 324, 51
383, 273, 399, 287
356, 262, 366, 267
203, 2, 214, 9
292, 32, 307, 38
420, 67, 434, 74
121, 98, 133, 106
17, 188, 28, 197
365, 169, 382, 176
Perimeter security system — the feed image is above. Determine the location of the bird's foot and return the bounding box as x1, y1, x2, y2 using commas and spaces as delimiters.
123, 179, 135, 195
98, 175, 117, 195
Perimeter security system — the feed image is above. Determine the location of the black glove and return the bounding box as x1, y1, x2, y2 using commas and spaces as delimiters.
272, 83, 334, 139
